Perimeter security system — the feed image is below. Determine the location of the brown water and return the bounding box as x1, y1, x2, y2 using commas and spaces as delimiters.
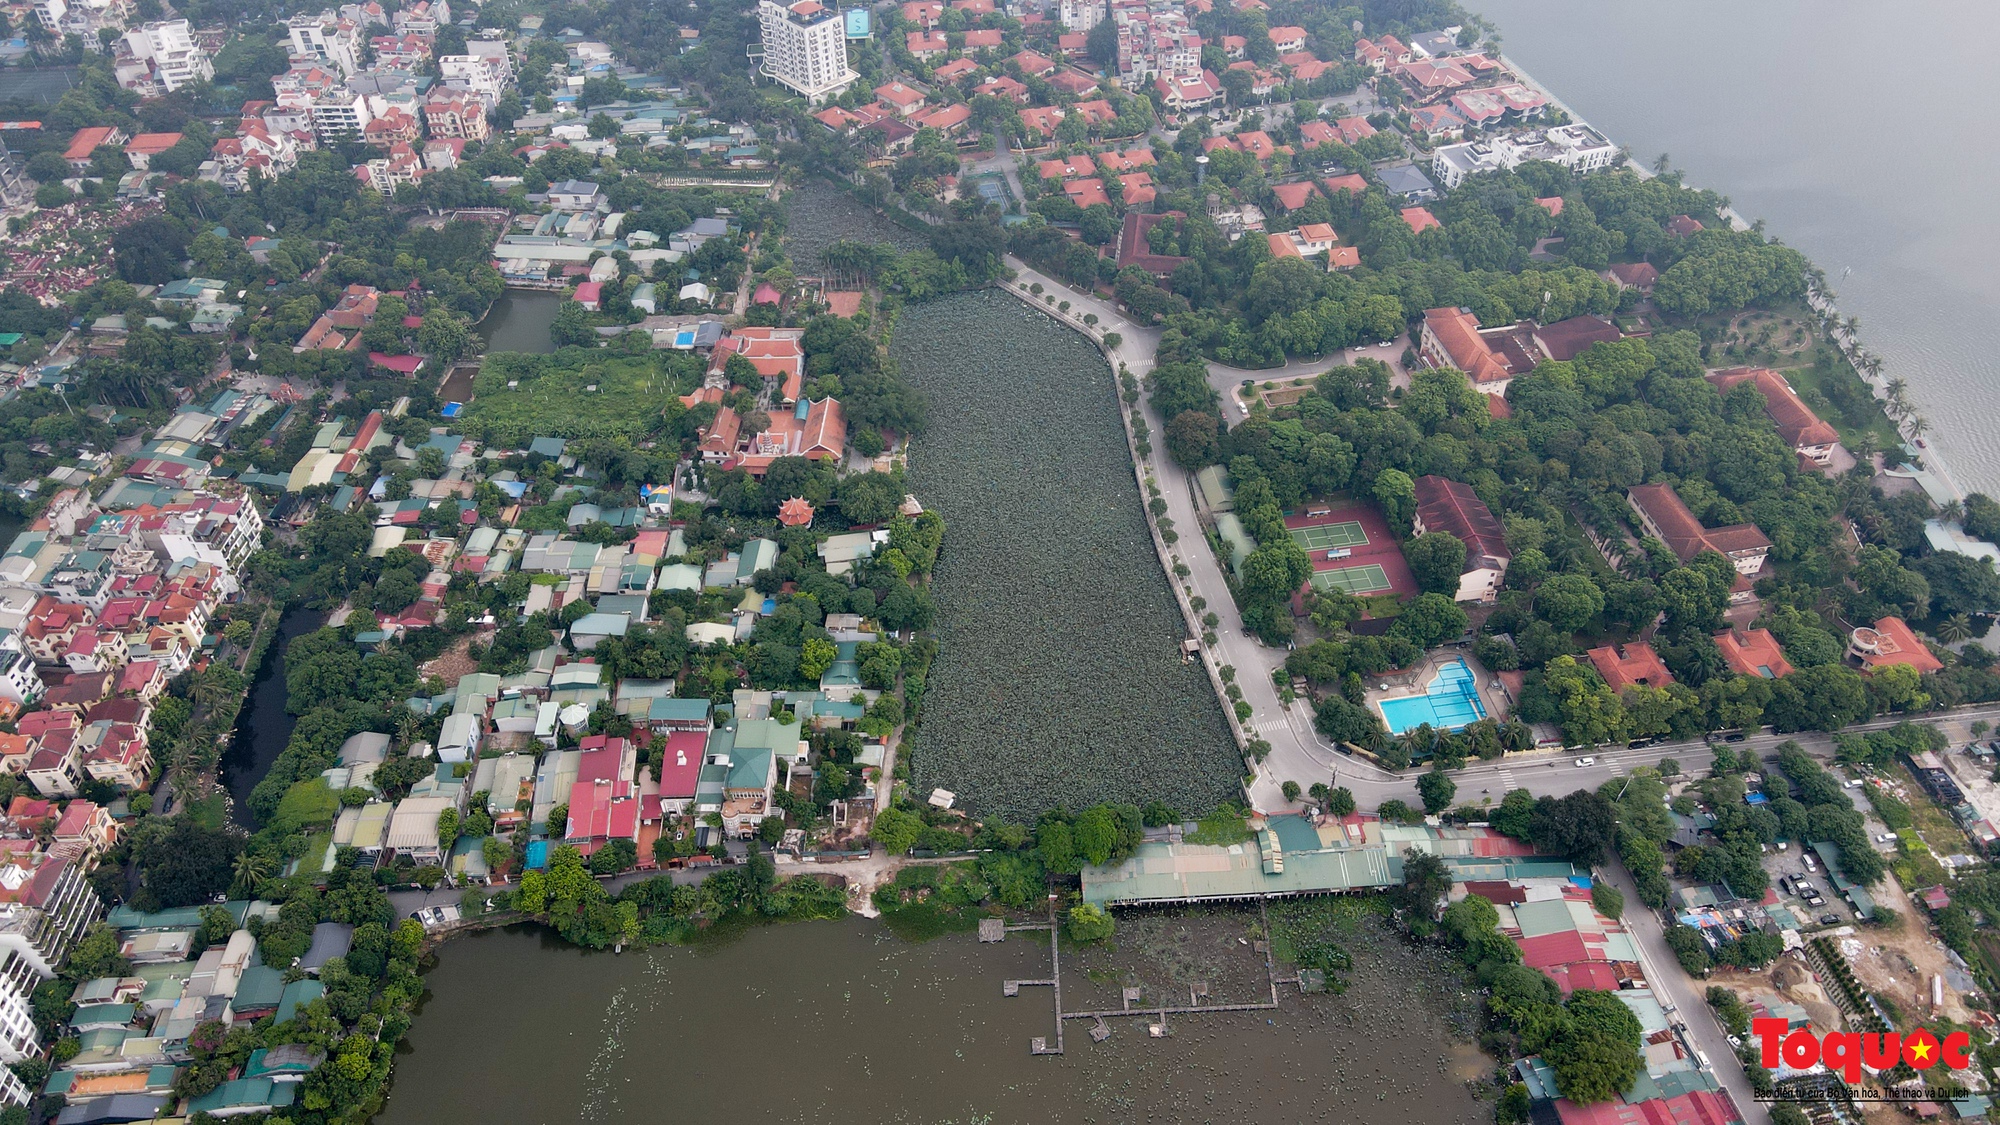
376, 910, 1493, 1125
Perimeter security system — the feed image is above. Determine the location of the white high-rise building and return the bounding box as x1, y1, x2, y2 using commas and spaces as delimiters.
117, 20, 214, 94
756, 0, 857, 103
1059, 0, 1103, 32
287, 11, 362, 76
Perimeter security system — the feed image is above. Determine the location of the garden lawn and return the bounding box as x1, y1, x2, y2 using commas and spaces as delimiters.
460, 348, 697, 447
1783, 362, 1901, 453
894, 289, 1240, 821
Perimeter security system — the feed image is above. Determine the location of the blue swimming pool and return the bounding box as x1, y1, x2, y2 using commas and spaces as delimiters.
1377, 657, 1487, 734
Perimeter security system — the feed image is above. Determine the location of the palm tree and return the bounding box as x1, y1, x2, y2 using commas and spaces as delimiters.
232, 851, 276, 894
1844, 315, 1861, 337
1939, 614, 1976, 644
1652, 152, 1672, 175
1906, 414, 1929, 439
1863, 355, 1883, 379
1940, 499, 1965, 524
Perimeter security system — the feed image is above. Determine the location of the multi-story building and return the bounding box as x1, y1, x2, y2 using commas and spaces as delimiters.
1060, 0, 1103, 31
0, 852, 103, 978
0, 634, 42, 706
756, 0, 857, 102
34, 0, 133, 49
390, 0, 446, 34
114, 19, 213, 96
206, 123, 302, 190
436, 53, 510, 107
358, 143, 424, 194
286, 11, 362, 76
422, 94, 491, 141
306, 90, 373, 142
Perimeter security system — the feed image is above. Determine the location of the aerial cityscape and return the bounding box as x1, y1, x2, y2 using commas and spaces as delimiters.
0, 0, 1979, 1121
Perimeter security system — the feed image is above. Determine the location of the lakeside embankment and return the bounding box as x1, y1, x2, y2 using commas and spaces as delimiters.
1495, 53, 1962, 513
1483, 0, 2000, 500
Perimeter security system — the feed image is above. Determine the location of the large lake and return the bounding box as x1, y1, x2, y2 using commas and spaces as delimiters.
375, 910, 1490, 1125
1474, 0, 2000, 495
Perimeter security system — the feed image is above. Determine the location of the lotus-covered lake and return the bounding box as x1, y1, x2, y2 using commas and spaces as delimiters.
893, 289, 1241, 821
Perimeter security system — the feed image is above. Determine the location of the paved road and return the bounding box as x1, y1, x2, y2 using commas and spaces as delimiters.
1596, 855, 1760, 1122
1203, 336, 1410, 422
1000, 254, 2000, 815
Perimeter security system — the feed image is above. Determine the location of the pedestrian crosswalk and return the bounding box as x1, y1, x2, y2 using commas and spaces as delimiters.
1252, 719, 1290, 736
1606, 761, 1627, 778
1496, 767, 1519, 792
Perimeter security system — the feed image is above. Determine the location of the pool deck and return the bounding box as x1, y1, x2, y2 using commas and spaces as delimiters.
1364, 649, 1510, 732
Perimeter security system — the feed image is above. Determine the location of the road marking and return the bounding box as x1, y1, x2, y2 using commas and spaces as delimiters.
1496, 768, 1518, 792
1253, 719, 1290, 735
1607, 762, 1626, 777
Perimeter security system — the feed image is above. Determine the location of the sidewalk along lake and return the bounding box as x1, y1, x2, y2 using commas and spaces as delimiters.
474, 291, 561, 355
218, 607, 324, 828
891, 289, 1240, 821
1474, 0, 2000, 494
374, 908, 1493, 1125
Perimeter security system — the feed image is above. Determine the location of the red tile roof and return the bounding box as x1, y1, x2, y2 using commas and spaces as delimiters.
1713, 628, 1793, 679
1402, 206, 1441, 233
1587, 643, 1674, 692
1413, 475, 1510, 566
1706, 368, 1840, 450
1420, 307, 1510, 386
1627, 483, 1770, 564
1852, 617, 1942, 675
1270, 181, 1321, 211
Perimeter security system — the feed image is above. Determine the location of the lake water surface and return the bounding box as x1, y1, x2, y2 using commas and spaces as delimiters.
1474, 0, 2000, 494
377, 910, 1490, 1125
474, 291, 561, 355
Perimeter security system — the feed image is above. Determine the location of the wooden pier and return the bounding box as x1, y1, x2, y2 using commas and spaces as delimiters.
1005, 896, 1294, 1054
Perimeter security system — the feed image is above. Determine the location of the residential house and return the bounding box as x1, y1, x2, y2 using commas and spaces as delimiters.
1713, 628, 1793, 680
1411, 475, 1511, 603
1705, 368, 1841, 467
1586, 643, 1673, 692
1848, 617, 1942, 676
1626, 483, 1770, 578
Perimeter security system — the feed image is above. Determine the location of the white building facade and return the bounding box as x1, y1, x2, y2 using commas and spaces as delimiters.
757, 0, 857, 102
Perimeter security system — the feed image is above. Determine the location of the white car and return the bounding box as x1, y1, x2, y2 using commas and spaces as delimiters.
1876, 833, 1898, 843
1575, 756, 1596, 767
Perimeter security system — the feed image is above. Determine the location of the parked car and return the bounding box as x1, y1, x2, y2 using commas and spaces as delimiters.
1778, 876, 1794, 895
1876, 832, 1898, 843
1819, 914, 1841, 925
1724, 732, 1746, 742
1806, 895, 1827, 907
1575, 756, 1595, 767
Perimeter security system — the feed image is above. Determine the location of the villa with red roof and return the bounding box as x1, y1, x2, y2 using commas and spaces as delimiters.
874, 81, 927, 116
1402, 206, 1441, 234
1037, 153, 1095, 180
1848, 617, 1942, 676
1010, 48, 1055, 75
1412, 475, 1511, 603
1587, 643, 1674, 693
1418, 307, 1521, 390
1626, 484, 1770, 577
1713, 628, 1793, 680
1705, 368, 1841, 466
1270, 180, 1321, 212
1266, 25, 1305, 51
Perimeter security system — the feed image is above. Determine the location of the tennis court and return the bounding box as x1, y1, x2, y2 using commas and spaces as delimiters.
1310, 563, 1393, 594
1291, 521, 1369, 551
